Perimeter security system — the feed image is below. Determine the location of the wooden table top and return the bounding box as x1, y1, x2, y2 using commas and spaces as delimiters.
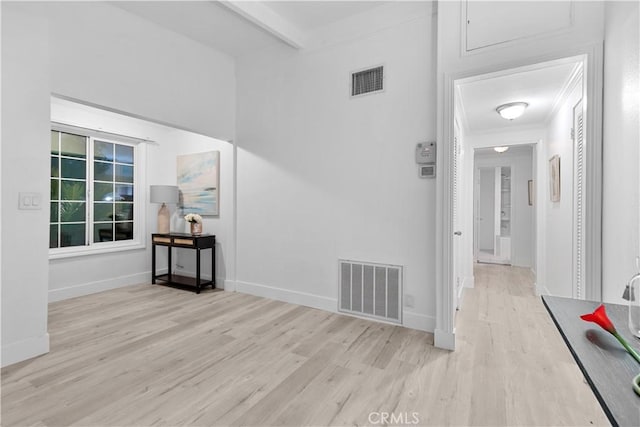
542, 296, 640, 427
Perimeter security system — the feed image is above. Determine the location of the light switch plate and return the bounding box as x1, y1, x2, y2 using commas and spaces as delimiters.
19, 192, 42, 210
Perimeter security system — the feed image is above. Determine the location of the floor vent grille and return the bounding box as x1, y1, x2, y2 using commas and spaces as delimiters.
338, 259, 402, 324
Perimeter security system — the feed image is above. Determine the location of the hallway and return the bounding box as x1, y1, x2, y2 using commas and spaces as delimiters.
454, 263, 609, 425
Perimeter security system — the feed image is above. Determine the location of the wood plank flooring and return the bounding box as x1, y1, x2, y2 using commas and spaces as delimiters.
1, 266, 610, 426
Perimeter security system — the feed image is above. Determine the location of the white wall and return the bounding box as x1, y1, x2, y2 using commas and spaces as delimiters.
48, 99, 234, 302
1, 1, 237, 366
44, 1, 236, 141
543, 80, 582, 297
602, 0, 640, 305
235, 3, 437, 331
1, 5, 51, 367
474, 149, 534, 268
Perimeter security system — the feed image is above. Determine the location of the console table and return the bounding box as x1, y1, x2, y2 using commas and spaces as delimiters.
542, 296, 640, 427
151, 233, 216, 294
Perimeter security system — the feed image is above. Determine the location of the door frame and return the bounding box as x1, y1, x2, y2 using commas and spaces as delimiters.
435, 44, 603, 350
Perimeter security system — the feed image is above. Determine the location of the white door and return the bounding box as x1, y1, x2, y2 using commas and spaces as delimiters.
453, 122, 463, 310
477, 167, 495, 255
572, 99, 585, 299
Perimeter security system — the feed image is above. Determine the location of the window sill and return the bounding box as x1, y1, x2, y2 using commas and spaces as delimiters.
49, 241, 146, 260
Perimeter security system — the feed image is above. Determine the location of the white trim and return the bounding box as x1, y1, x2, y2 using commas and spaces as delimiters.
457, 279, 465, 308
1, 334, 50, 368
49, 242, 146, 259
51, 93, 222, 141
48, 271, 149, 302
434, 328, 455, 351
235, 280, 337, 313
51, 121, 155, 145
230, 139, 238, 293
403, 311, 435, 332
464, 275, 475, 289
544, 61, 584, 125
435, 71, 456, 351
234, 280, 434, 332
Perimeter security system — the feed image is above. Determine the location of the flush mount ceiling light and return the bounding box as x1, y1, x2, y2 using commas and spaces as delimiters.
494, 146, 509, 153
496, 102, 529, 120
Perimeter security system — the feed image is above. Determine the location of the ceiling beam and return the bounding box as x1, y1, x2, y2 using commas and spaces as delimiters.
219, 1, 306, 49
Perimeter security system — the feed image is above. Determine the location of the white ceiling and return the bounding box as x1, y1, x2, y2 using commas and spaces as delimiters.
266, 1, 388, 30
113, 1, 282, 57
457, 61, 580, 133
114, 1, 389, 57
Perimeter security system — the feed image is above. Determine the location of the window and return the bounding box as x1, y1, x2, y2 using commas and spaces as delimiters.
50, 125, 144, 256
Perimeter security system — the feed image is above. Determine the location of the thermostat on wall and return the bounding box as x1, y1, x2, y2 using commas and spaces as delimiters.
419, 164, 436, 178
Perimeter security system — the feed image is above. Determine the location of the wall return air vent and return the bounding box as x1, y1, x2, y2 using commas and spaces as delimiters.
351, 66, 384, 97
338, 259, 402, 324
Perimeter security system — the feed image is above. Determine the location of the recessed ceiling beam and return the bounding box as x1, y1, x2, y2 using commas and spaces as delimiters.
219, 1, 306, 49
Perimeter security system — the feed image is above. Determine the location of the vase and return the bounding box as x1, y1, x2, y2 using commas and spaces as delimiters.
627, 273, 640, 338
190, 222, 202, 236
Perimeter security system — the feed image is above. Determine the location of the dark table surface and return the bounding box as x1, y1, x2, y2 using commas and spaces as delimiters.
542, 296, 640, 427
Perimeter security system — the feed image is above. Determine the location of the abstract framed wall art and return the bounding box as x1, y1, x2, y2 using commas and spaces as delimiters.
177, 151, 219, 216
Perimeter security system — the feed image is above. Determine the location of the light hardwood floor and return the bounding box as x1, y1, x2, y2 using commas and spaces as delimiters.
2, 266, 609, 426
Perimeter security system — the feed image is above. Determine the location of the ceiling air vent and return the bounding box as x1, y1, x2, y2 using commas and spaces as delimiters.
351, 66, 384, 97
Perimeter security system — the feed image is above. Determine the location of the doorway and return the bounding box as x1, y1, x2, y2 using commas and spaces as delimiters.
475, 165, 511, 265
450, 54, 601, 319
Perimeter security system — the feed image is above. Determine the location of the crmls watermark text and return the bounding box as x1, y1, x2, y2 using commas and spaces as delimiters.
368, 411, 421, 425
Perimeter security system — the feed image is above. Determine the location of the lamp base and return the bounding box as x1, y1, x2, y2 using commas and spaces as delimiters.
157, 203, 170, 234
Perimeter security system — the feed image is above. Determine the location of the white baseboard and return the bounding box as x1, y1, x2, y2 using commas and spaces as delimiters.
403, 311, 435, 332
434, 328, 456, 351
1, 333, 50, 368
235, 280, 337, 313
234, 280, 435, 332
49, 272, 150, 302
49, 270, 228, 302
464, 275, 475, 288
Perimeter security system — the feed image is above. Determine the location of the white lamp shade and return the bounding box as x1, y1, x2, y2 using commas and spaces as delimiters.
150, 185, 179, 204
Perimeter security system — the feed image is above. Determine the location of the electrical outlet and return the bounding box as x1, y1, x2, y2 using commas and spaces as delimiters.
404, 294, 415, 308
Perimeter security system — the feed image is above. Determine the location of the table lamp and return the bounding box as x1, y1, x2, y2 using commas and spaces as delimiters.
150, 185, 179, 234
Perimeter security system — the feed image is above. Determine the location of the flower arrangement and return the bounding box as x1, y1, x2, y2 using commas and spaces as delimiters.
184, 213, 203, 224
580, 304, 640, 363
580, 304, 640, 396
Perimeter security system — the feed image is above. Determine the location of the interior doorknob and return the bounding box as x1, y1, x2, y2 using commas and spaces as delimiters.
454, 231, 462, 236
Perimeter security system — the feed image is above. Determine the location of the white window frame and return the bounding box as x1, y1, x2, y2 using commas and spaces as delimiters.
49, 123, 147, 259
